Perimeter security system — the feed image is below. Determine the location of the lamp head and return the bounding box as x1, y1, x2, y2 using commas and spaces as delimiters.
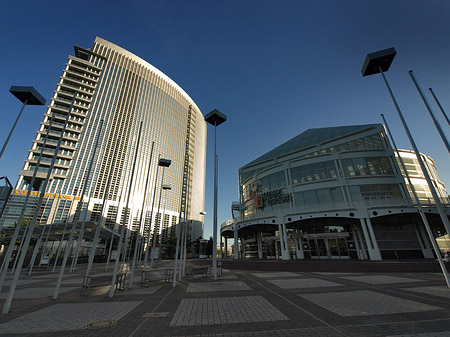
158, 158, 171, 167
204, 109, 227, 126
362, 47, 397, 77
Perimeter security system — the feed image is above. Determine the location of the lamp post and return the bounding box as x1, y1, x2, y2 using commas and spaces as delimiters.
1, 87, 46, 161
381, 114, 450, 287
204, 109, 227, 281
4, 92, 74, 312
362, 48, 450, 286
199, 211, 206, 259
158, 184, 171, 261
150, 158, 171, 267
0, 177, 12, 221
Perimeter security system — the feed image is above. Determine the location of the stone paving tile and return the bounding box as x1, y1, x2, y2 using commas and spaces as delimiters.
404, 286, 450, 299
2, 279, 47, 287
268, 278, 343, 289
50, 277, 85, 285
30, 274, 60, 279
0, 286, 77, 299
314, 271, 362, 276
387, 332, 450, 337
0, 301, 142, 334
339, 275, 424, 284
173, 327, 341, 337
169, 296, 289, 326
218, 274, 238, 279
252, 272, 300, 278
88, 285, 110, 296
187, 281, 251, 292
114, 285, 161, 296
299, 290, 440, 316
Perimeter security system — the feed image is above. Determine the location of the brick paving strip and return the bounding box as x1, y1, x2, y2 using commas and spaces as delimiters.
127, 285, 175, 337
2, 263, 450, 336
242, 273, 352, 336
0, 301, 141, 334
186, 281, 252, 292
169, 296, 288, 326
299, 290, 439, 316
267, 277, 343, 289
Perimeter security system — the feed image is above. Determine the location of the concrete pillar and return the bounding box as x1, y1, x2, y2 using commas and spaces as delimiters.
275, 239, 279, 259
277, 223, 290, 260
351, 225, 365, 260
359, 218, 382, 261
233, 229, 239, 260
257, 233, 263, 259
294, 228, 304, 259
224, 237, 228, 259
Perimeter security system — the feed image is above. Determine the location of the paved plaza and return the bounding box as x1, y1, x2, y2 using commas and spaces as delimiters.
0, 261, 450, 336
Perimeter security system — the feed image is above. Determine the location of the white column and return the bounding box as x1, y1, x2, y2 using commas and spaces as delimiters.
233, 229, 239, 260
257, 233, 263, 259
359, 218, 381, 261
275, 239, 279, 259
294, 229, 304, 259
351, 225, 365, 260
278, 223, 290, 260
224, 237, 228, 259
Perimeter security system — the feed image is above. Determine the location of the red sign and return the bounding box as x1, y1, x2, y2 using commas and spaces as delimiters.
254, 195, 263, 208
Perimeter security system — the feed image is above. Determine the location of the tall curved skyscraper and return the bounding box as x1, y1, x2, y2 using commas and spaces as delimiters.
2, 37, 206, 244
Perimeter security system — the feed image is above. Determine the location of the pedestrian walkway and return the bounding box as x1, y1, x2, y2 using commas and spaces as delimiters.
0, 261, 450, 336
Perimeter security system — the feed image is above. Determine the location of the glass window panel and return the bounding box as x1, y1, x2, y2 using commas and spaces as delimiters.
303, 190, 318, 205
294, 191, 305, 206
317, 188, 332, 204
330, 187, 344, 202
348, 186, 362, 201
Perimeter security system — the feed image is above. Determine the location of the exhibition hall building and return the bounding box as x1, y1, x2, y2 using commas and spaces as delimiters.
221, 124, 450, 261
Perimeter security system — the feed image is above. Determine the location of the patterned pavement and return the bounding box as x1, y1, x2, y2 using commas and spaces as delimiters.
0, 261, 449, 336
169, 296, 288, 326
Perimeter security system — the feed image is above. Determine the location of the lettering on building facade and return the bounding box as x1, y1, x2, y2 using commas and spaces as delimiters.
14, 189, 81, 200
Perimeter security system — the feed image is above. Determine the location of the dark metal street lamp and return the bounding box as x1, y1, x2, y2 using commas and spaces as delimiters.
204, 109, 227, 281
362, 48, 450, 287
0, 86, 46, 160
150, 158, 171, 266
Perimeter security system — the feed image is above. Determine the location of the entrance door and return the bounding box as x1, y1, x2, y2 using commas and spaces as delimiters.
309, 237, 349, 259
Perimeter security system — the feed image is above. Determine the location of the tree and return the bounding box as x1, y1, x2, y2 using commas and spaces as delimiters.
206, 236, 213, 257
164, 233, 177, 259
193, 236, 203, 257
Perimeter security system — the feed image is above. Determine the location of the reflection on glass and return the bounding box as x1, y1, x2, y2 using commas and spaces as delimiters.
317, 239, 327, 257
328, 239, 339, 257
338, 238, 349, 256
309, 239, 317, 256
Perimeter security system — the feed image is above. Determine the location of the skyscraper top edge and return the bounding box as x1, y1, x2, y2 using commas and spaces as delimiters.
94, 36, 202, 116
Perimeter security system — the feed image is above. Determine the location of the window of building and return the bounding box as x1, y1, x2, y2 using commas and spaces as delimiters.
294, 187, 344, 208
290, 160, 337, 184
342, 157, 393, 177
348, 184, 404, 206
256, 171, 286, 194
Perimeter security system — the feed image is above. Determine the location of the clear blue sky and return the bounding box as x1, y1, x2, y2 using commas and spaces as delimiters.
1, 1, 450, 240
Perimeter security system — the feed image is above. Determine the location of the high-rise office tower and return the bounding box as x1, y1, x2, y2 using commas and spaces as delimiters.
1, 37, 206, 244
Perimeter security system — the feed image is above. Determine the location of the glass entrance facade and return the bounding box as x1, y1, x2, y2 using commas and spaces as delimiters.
308, 237, 349, 259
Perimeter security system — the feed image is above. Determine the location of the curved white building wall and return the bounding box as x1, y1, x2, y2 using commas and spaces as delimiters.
3, 37, 207, 240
